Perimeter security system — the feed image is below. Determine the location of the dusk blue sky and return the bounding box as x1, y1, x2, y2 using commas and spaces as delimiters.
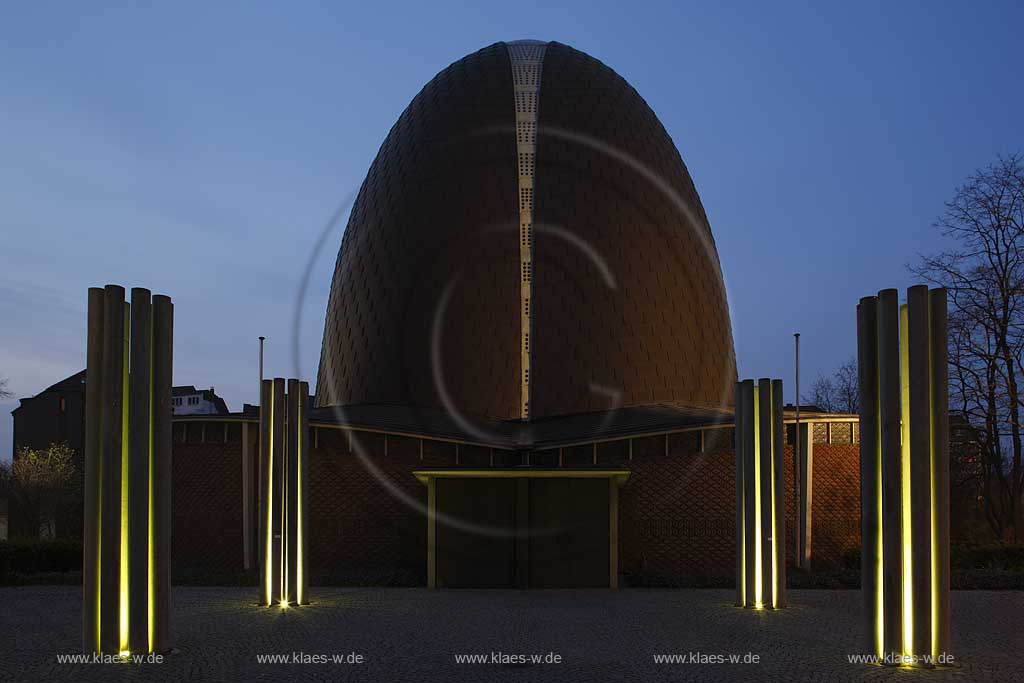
2, 1, 1022, 460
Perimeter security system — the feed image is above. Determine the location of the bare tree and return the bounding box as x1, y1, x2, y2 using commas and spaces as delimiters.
0, 377, 10, 400
911, 153, 1024, 542
803, 357, 859, 413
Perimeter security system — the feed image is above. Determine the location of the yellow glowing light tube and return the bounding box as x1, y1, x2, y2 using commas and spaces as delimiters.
296, 395, 304, 605
753, 386, 762, 609
899, 304, 913, 658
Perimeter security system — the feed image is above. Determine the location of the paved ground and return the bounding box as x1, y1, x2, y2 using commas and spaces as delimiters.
0, 587, 1019, 682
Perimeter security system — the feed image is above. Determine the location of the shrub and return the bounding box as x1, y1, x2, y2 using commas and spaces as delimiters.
951, 543, 1024, 571
0, 540, 82, 579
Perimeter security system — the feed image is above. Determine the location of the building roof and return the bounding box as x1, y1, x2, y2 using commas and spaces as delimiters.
307, 402, 733, 450
174, 400, 856, 451
11, 369, 86, 414
12, 371, 230, 415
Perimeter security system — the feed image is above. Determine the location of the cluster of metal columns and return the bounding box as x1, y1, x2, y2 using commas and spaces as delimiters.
83, 285, 172, 654
734, 379, 787, 609
857, 286, 950, 664
258, 379, 310, 607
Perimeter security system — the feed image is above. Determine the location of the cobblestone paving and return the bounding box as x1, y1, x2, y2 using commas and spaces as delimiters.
0, 587, 1019, 682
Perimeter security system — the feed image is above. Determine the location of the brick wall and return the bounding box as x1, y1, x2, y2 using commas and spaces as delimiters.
809, 444, 861, 565
171, 421, 245, 575
618, 427, 860, 583
169, 420, 862, 584
308, 430, 426, 584
619, 432, 736, 583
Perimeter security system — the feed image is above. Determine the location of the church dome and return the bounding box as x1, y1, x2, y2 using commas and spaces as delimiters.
316, 41, 735, 420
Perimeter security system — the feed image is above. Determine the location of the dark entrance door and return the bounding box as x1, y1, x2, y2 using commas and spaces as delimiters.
433, 476, 611, 588
434, 478, 517, 587
528, 478, 609, 588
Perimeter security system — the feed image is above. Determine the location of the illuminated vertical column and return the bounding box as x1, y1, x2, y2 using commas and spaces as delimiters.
771, 379, 787, 609
877, 288, 903, 662
297, 381, 310, 605
99, 285, 125, 654
857, 286, 950, 665
906, 285, 932, 659
257, 379, 273, 606
151, 294, 173, 653
857, 295, 881, 656
83, 285, 172, 655
930, 289, 950, 657
740, 380, 756, 606
271, 378, 285, 603
733, 381, 746, 607
757, 379, 773, 606
735, 377, 786, 609
299, 385, 309, 602
127, 288, 151, 653
83, 288, 105, 653
285, 380, 299, 605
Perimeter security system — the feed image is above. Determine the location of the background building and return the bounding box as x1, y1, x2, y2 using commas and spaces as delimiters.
11, 372, 230, 465
10, 370, 87, 480
172, 386, 229, 416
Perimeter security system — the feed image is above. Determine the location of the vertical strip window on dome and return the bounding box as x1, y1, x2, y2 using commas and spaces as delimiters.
507, 40, 546, 421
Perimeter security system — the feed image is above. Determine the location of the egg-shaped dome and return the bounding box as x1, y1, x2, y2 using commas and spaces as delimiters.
316, 40, 735, 421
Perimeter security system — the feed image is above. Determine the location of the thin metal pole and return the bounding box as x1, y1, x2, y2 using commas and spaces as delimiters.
794, 332, 801, 568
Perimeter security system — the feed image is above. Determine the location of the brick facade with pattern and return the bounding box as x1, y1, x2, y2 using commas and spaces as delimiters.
172, 421, 246, 575
169, 419, 861, 584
